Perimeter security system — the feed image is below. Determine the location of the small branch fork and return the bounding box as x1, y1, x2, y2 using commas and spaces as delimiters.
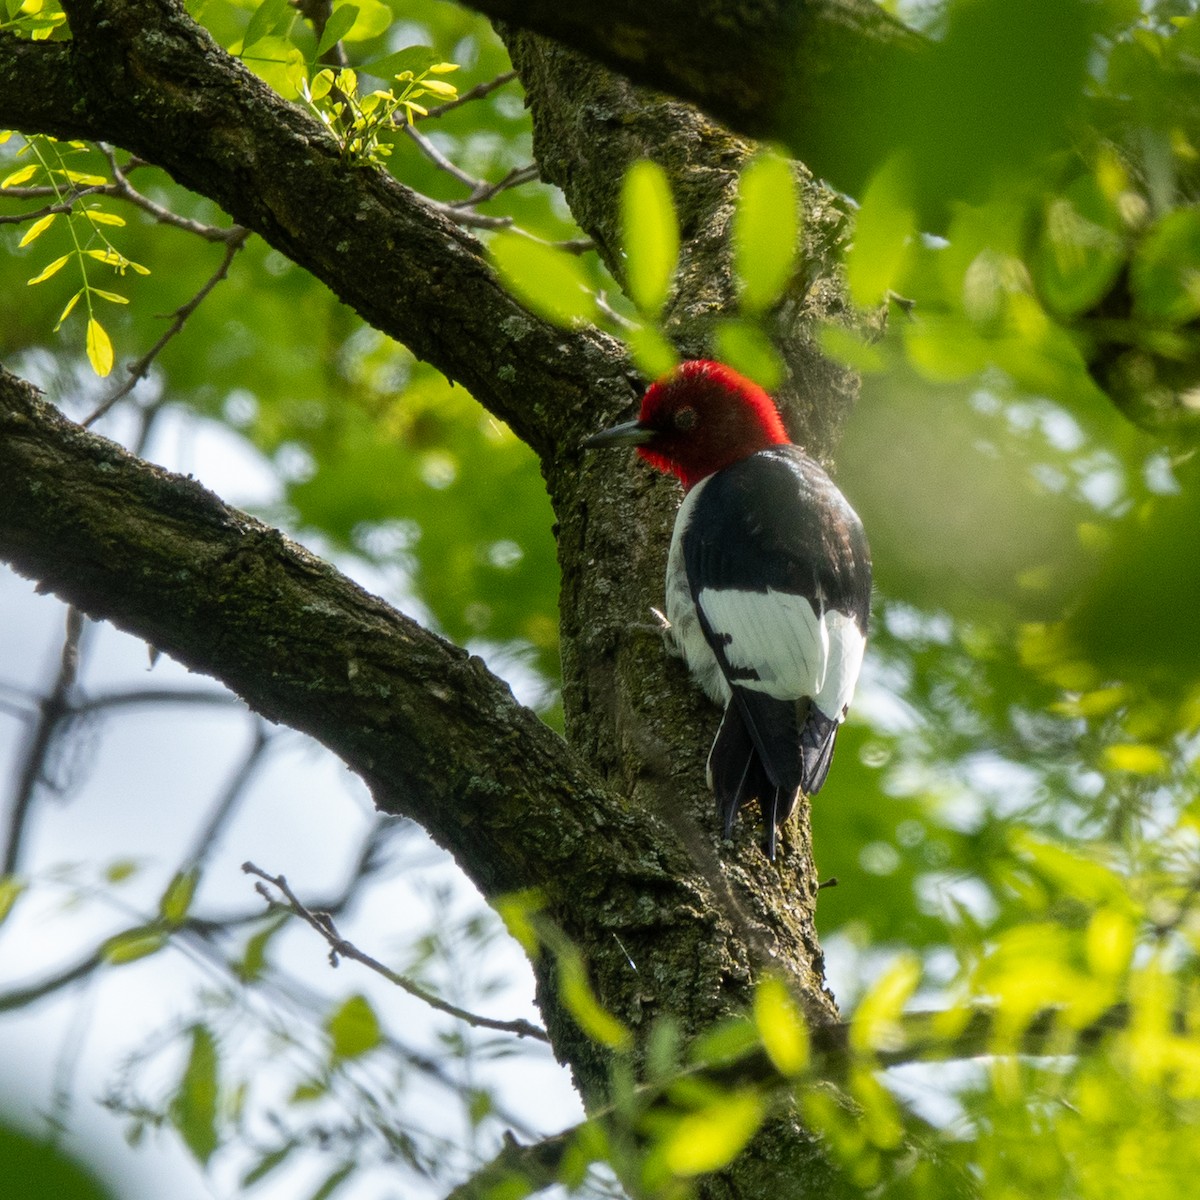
242, 861, 551, 1043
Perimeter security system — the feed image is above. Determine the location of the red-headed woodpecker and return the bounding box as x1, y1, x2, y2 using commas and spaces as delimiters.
584, 360, 871, 858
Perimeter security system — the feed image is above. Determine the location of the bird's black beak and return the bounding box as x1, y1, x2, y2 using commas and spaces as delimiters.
581, 418, 655, 449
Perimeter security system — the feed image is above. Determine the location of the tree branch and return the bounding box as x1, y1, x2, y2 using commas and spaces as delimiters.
461, 0, 923, 203
0, 364, 782, 1105
0, 7, 631, 459
244, 861, 551, 1042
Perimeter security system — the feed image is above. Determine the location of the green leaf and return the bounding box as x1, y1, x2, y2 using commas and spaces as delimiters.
338, 0, 389, 41
753, 974, 810, 1076
818, 322, 886, 373
712, 317, 784, 390
359, 45, 439, 82
234, 911, 291, 982
172, 1025, 219, 1165
290, 1078, 328, 1103
308, 1162, 354, 1200
624, 321, 679, 379
241, 1142, 298, 1188
489, 232, 595, 326
494, 888, 544, 959
687, 1016, 759, 1067
324, 993, 382, 1061
104, 858, 139, 883
316, 4, 358, 56
846, 153, 916, 308
241, 0, 289, 53
17, 212, 56, 247
158, 867, 199, 927
621, 159, 678, 316
660, 1090, 765, 1176
86, 317, 114, 377
734, 153, 799, 313
849, 953, 920, 1054
1034, 172, 1125, 318
1131, 207, 1200, 325
101, 925, 167, 965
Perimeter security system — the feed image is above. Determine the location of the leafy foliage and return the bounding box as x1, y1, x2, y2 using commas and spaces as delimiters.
4, 0, 1200, 1198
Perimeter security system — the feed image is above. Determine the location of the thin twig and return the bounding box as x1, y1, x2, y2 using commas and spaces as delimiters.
84, 227, 250, 427
448, 163, 539, 209
403, 123, 487, 192
2, 606, 86, 876
102, 146, 243, 242
421, 69, 518, 119
242, 861, 550, 1043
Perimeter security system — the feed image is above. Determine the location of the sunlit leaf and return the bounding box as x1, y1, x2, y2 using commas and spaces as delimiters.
85, 209, 126, 227
325, 993, 382, 1061
316, 3, 357, 55
1086, 907, 1135, 978
17, 212, 55, 246
660, 1090, 765, 1176
713, 317, 784, 390
624, 321, 679, 379
734, 152, 799, 313
26, 254, 69, 285
753, 974, 810, 1076
558, 949, 632, 1050
1, 163, 37, 188
1103, 743, 1168, 775
489, 232, 595, 325
849, 953, 920, 1053
102, 926, 168, 964
621, 159, 678, 316
241, 0, 289, 53
846, 154, 916, 307
494, 888, 544, 959
339, 0, 390, 40
1034, 172, 1125, 317
86, 316, 114, 377
54, 289, 83, 330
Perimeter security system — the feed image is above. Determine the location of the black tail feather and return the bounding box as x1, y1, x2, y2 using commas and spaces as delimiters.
708, 704, 800, 857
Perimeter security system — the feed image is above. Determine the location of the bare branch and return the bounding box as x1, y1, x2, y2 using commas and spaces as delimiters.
2, 606, 87, 875
244, 861, 551, 1042
421, 69, 518, 119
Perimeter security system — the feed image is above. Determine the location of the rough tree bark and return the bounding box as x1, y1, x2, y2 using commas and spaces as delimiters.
0, 0, 874, 1194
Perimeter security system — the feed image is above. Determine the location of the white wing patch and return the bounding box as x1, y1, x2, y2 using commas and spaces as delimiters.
697, 587, 865, 719
665, 481, 731, 704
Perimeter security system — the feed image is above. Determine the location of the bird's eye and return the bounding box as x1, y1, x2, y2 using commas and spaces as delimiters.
674, 406, 697, 431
